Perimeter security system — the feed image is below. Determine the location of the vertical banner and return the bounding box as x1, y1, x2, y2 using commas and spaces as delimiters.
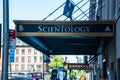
9, 29, 16, 49
9, 29, 16, 62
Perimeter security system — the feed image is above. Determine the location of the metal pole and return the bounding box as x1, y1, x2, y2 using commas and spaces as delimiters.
43, 54, 44, 80
1, 0, 9, 80
9, 62, 12, 79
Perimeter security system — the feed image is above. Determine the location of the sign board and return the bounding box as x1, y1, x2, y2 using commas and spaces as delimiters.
14, 20, 114, 36
68, 63, 93, 70
31, 72, 42, 79
9, 49, 15, 62
9, 29, 16, 49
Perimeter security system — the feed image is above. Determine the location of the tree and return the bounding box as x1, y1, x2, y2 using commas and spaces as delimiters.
70, 70, 77, 79
48, 55, 64, 72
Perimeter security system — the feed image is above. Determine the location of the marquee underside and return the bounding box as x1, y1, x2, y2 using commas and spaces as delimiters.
14, 20, 114, 55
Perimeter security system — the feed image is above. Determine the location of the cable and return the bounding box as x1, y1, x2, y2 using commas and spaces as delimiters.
42, 2, 65, 21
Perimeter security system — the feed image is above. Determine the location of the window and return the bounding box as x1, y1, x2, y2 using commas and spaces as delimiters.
36, 65, 41, 71
37, 65, 41, 68
16, 56, 19, 62
21, 64, 25, 70
34, 56, 37, 62
22, 49, 25, 55
28, 56, 31, 62
16, 40, 21, 44
27, 65, 33, 70
21, 56, 25, 62
16, 49, 19, 54
15, 64, 19, 71
27, 65, 31, 70
11, 65, 13, 70
28, 49, 31, 54
40, 56, 42, 62
34, 50, 37, 54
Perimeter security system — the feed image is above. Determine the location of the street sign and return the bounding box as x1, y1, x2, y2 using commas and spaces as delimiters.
14, 20, 114, 36
9, 29, 16, 49
9, 49, 15, 62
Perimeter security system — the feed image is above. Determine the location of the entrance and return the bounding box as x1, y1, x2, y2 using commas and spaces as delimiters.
14, 20, 115, 80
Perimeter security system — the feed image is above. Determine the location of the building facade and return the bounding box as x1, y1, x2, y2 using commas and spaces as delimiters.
89, 0, 120, 80
0, 38, 43, 73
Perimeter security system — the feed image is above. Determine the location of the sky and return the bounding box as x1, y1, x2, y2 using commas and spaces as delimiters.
0, 0, 89, 29
0, 0, 65, 29
0, 0, 89, 63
